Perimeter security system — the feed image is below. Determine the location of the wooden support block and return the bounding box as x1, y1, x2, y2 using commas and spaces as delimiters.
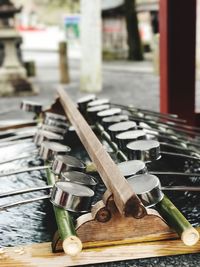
52, 197, 173, 253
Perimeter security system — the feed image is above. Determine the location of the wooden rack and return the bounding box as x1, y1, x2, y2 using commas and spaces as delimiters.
51, 87, 200, 264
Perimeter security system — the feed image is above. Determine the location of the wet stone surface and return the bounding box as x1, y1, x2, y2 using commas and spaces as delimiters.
0, 142, 56, 247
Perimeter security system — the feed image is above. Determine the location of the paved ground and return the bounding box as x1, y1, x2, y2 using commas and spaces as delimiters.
0, 51, 200, 266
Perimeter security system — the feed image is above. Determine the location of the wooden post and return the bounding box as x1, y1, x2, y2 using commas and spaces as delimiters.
80, 0, 102, 92
196, 1, 200, 80
159, 0, 197, 125
59, 41, 70, 84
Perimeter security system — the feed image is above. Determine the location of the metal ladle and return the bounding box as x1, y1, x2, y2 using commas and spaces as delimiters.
0, 124, 66, 165
0, 126, 36, 141
0, 101, 42, 132
86, 98, 181, 122
95, 124, 200, 179
126, 140, 200, 162
129, 113, 200, 139
102, 114, 129, 127
86, 105, 111, 123
0, 170, 98, 199
117, 160, 200, 191
126, 173, 199, 246
77, 94, 96, 115
96, 107, 122, 121
0, 107, 67, 152
107, 121, 137, 140
105, 114, 200, 149
0, 108, 68, 147
85, 99, 198, 151
43, 112, 68, 129
115, 130, 199, 157
108, 120, 200, 152
20, 100, 43, 116
0, 141, 71, 178
0, 141, 96, 211
0, 181, 94, 213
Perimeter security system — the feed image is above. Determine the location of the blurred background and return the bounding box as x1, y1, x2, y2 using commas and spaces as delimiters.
0, 0, 199, 117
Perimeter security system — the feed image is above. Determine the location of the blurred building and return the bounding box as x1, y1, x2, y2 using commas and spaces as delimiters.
101, 0, 158, 59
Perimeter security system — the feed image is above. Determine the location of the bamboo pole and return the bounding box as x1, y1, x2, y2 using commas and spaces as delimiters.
156, 195, 199, 246
95, 123, 128, 162
46, 167, 82, 256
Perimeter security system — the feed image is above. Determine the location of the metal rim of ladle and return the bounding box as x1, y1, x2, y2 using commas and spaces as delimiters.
20, 100, 43, 114
87, 98, 110, 107
39, 141, 71, 161
117, 160, 147, 178
115, 130, 147, 150
97, 108, 122, 119
126, 139, 161, 162
102, 114, 129, 127
61, 171, 98, 191
50, 181, 94, 213
44, 112, 67, 122
41, 124, 67, 135
34, 129, 64, 146
127, 173, 164, 208
51, 154, 86, 175
108, 121, 137, 133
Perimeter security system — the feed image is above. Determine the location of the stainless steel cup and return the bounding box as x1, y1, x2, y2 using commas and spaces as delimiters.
44, 112, 67, 128
102, 114, 129, 128
77, 94, 96, 114
116, 130, 146, 150
51, 181, 94, 213
126, 140, 161, 162
87, 98, 110, 108
20, 100, 43, 114
108, 121, 137, 141
52, 155, 86, 175
127, 174, 164, 207
41, 124, 67, 135
117, 160, 147, 178
34, 130, 63, 146
61, 171, 98, 191
97, 108, 122, 122
86, 105, 110, 124
39, 141, 71, 161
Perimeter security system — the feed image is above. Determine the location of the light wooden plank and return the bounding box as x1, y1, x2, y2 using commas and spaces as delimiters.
1, 235, 200, 267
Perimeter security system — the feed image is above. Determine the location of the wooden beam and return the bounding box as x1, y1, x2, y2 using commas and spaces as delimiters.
159, 0, 197, 125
